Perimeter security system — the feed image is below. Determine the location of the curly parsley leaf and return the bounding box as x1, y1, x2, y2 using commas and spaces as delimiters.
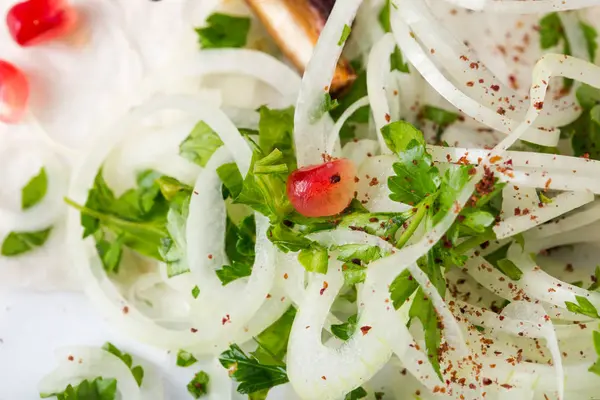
195, 13, 251, 49
335, 244, 383, 285
1, 227, 52, 257
40, 377, 117, 400
21, 167, 48, 210
216, 261, 253, 285
484, 243, 523, 281
345, 386, 368, 400
180, 121, 224, 167
390, 269, 419, 309
219, 344, 289, 395
187, 371, 210, 398
257, 106, 296, 170
102, 342, 144, 386
409, 287, 443, 379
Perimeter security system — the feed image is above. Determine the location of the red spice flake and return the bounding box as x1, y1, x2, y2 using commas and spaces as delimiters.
490, 84, 500, 92
360, 326, 372, 335
544, 178, 552, 191
489, 155, 502, 164
190, 328, 198, 333
460, 55, 469, 61
534, 101, 544, 110
479, 79, 484, 83
548, 288, 556, 293
321, 376, 327, 380
522, 208, 530, 215
122, 306, 129, 314
430, 48, 435, 54
483, 378, 492, 386
514, 207, 521, 216
320, 281, 329, 295
266, 293, 271, 299
469, 62, 479, 69
508, 75, 519, 90
222, 314, 231, 325
67, 355, 74, 361
207, 254, 213, 260
283, 273, 288, 279
385, 113, 391, 122
433, 386, 442, 393
193, 191, 199, 195
469, 384, 477, 390
496, 107, 506, 115
369, 177, 379, 187
490, 364, 496, 368
466, 81, 474, 87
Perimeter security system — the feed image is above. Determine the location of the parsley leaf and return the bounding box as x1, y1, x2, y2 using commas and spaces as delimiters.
539, 13, 564, 50
102, 342, 144, 386
298, 245, 329, 274
252, 307, 296, 365
345, 386, 368, 400
21, 167, 47, 210
331, 314, 358, 341
381, 120, 426, 154
409, 288, 443, 379
1, 227, 52, 257
192, 285, 200, 299
422, 105, 460, 141
40, 377, 117, 400
313, 94, 340, 122
588, 330, 600, 376
565, 295, 600, 319
339, 24, 352, 46
389, 270, 419, 309
216, 261, 253, 285
388, 140, 441, 205
484, 243, 523, 281
335, 244, 383, 285
257, 106, 296, 170
330, 61, 370, 126
195, 13, 251, 49
219, 344, 289, 395
187, 371, 210, 398
580, 21, 598, 60
379, 0, 409, 73
179, 121, 224, 167
176, 350, 198, 367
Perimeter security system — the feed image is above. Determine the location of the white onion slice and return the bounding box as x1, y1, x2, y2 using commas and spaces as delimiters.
294, 0, 364, 166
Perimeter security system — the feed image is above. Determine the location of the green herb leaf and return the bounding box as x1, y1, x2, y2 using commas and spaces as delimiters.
381, 120, 426, 154
313, 94, 340, 122
1, 227, 52, 257
21, 167, 47, 210
338, 24, 352, 46
156, 176, 192, 201
335, 244, 383, 264
252, 307, 296, 365
388, 140, 440, 205
422, 105, 460, 128
257, 106, 296, 170
95, 235, 124, 273
331, 314, 358, 341
177, 350, 198, 367
483, 243, 523, 281
389, 269, 419, 309
589, 330, 600, 376
219, 344, 289, 395
160, 192, 191, 277
40, 377, 117, 400
539, 13, 564, 49
102, 342, 144, 386
192, 285, 200, 299
195, 13, 251, 49
345, 386, 368, 400
565, 295, 600, 319
580, 22, 598, 60
378, 0, 409, 73
187, 371, 210, 398
216, 261, 253, 285
298, 245, 329, 274
409, 288, 443, 379
180, 121, 224, 167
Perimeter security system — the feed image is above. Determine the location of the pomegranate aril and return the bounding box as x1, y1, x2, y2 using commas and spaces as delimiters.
287, 158, 357, 217
6, 0, 78, 47
0, 60, 29, 124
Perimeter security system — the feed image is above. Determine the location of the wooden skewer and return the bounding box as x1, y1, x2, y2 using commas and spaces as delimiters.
243, 0, 356, 94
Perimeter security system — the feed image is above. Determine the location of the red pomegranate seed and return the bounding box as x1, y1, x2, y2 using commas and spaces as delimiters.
6, 0, 78, 47
0, 60, 29, 124
287, 158, 357, 217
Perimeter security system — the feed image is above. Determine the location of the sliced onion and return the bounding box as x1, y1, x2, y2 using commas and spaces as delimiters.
294, 0, 364, 166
